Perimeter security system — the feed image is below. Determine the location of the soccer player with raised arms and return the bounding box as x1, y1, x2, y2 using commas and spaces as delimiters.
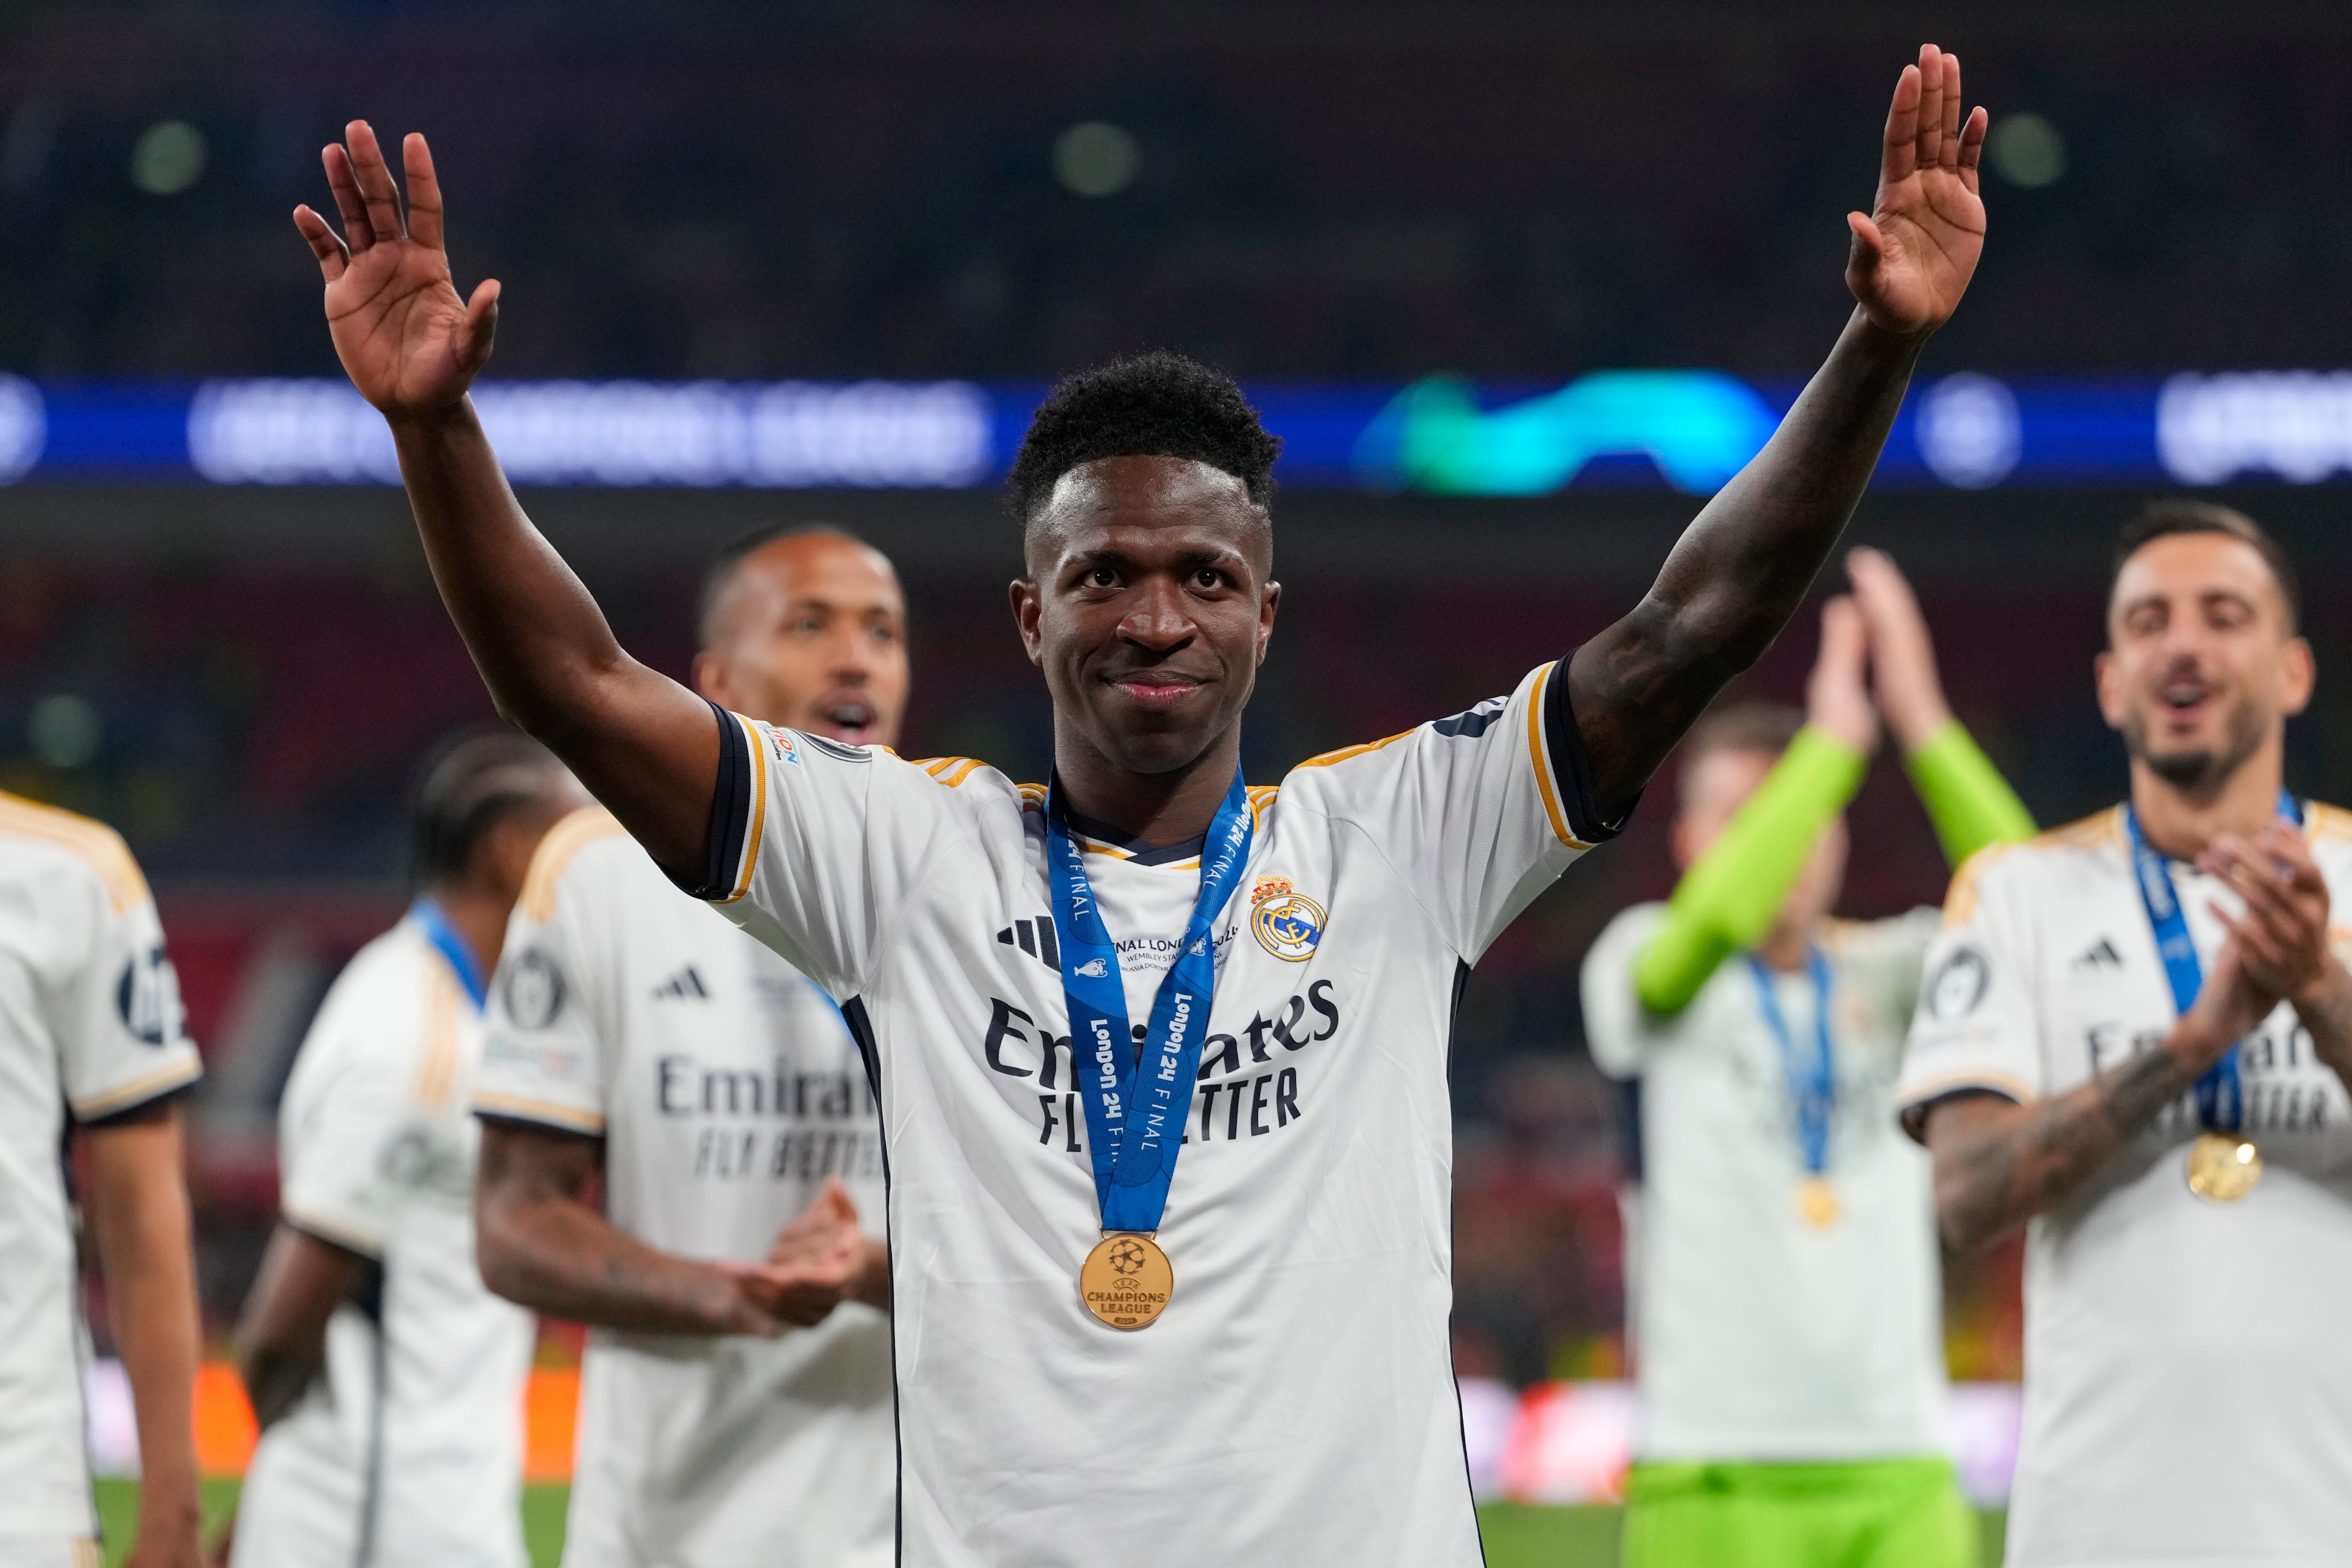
291, 45, 1988, 1564
1582, 549, 2033, 1568
1899, 502, 2352, 1567
470, 526, 906, 1568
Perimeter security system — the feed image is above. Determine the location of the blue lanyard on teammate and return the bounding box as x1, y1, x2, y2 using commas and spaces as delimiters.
1746, 949, 1836, 1178
1044, 771, 1253, 1232
2122, 791, 2301, 1134
411, 896, 487, 1011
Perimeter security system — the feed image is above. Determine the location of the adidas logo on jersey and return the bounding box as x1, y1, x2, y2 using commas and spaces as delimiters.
2074, 937, 2123, 971
653, 964, 710, 1000
997, 915, 1061, 971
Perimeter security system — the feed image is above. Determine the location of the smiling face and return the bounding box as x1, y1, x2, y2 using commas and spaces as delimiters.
692, 531, 909, 747
1010, 455, 1279, 780
2096, 532, 2312, 798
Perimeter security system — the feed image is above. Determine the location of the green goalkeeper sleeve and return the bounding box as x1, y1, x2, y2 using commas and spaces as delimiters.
1629, 721, 2034, 1018
1901, 717, 2037, 871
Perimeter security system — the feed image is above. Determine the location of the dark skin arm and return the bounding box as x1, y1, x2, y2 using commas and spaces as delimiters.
233, 1224, 368, 1429
475, 1123, 885, 1333
79, 1103, 205, 1568
1924, 932, 2279, 1255
291, 125, 715, 879
1569, 47, 1989, 822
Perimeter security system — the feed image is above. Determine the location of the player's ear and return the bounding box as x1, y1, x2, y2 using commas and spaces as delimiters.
2092, 649, 2125, 730
690, 650, 734, 708
1255, 581, 1280, 666
1009, 579, 1046, 665
2280, 636, 2316, 718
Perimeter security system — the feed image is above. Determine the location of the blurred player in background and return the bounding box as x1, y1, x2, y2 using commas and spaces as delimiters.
289, 42, 1990, 1563
226, 735, 586, 1568
0, 796, 204, 1568
471, 527, 905, 1568
1900, 502, 2352, 1567
1583, 549, 2033, 1568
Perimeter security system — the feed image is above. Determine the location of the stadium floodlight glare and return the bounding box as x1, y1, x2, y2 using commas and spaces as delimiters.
187, 378, 994, 488
1353, 372, 1779, 495
0, 374, 42, 483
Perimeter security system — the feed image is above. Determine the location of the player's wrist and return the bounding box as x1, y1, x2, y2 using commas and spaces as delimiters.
381, 394, 482, 438
1889, 699, 1958, 756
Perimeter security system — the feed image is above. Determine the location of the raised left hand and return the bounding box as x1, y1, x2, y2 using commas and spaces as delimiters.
2201, 823, 2336, 1008
1846, 44, 1988, 337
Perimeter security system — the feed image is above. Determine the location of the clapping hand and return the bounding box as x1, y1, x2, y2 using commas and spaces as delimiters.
1804, 595, 1879, 756
718, 1178, 877, 1332
1846, 45, 1988, 337
1844, 547, 1954, 751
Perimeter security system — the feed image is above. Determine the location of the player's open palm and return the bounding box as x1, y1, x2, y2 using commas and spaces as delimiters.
1846, 44, 1988, 337
292, 122, 498, 416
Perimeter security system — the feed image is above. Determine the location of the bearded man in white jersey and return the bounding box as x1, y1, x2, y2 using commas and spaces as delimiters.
226, 734, 587, 1568
289, 44, 1993, 1564
471, 526, 907, 1568
1899, 501, 2352, 1568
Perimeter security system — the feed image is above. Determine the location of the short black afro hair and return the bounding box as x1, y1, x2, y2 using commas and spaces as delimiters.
1006, 351, 1282, 525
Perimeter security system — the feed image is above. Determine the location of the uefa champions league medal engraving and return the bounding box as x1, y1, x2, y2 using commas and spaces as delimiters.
2186, 1131, 2262, 1202
1080, 1233, 1175, 1329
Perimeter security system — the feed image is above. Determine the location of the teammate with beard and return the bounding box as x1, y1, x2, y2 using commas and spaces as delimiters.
291, 45, 1991, 1564
1900, 502, 2352, 1567
471, 527, 905, 1568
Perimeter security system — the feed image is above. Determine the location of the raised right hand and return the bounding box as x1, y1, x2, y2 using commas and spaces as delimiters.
1804, 596, 1880, 756
293, 122, 499, 417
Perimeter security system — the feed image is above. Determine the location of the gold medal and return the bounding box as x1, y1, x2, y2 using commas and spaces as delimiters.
1795, 1175, 1841, 1228
1079, 1233, 1174, 1330
2186, 1132, 2262, 1202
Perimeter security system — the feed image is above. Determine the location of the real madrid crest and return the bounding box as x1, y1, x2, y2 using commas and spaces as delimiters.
1249, 876, 1325, 961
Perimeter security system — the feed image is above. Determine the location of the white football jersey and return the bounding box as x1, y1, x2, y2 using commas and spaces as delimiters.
476, 811, 892, 1568
1583, 904, 1948, 1462
0, 796, 199, 1561
686, 660, 1607, 1568
233, 908, 534, 1568
1897, 804, 2352, 1568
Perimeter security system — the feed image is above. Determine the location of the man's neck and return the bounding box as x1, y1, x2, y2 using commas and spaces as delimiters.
2128, 741, 2287, 863
425, 881, 508, 985
1052, 724, 1242, 849
1755, 921, 1815, 974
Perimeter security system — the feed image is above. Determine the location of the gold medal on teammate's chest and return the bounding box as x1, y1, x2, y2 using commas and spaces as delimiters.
1794, 1175, 1842, 1228
1080, 1233, 1175, 1330
2186, 1131, 2263, 1202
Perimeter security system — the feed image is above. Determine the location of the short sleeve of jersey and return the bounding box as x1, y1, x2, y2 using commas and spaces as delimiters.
279, 963, 436, 1258
477, 810, 625, 1137
1895, 846, 2044, 1134
53, 850, 202, 1125
688, 706, 954, 995
1580, 903, 1669, 1080
1292, 657, 1621, 963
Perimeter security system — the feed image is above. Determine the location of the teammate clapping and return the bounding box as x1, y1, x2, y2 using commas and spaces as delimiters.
471, 528, 906, 1568
1583, 549, 2032, 1568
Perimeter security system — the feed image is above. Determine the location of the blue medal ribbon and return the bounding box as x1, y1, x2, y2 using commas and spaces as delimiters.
1746, 949, 1836, 1177
1045, 771, 1253, 1233
411, 896, 488, 1011
2122, 791, 2301, 1134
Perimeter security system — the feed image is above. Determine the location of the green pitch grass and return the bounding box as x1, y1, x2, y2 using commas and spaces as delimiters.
96, 1481, 2004, 1565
